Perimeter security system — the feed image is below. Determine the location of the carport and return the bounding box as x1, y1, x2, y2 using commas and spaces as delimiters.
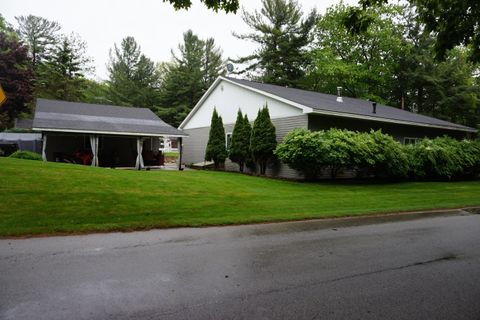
32, 98, 187, 169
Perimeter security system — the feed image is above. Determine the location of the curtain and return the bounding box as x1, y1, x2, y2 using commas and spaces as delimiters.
136, 137, 144, 170
42, 134, 47, 161
90, 135, 98, 167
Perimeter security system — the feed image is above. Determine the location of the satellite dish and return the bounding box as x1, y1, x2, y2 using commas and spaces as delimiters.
226, 63, 234, 72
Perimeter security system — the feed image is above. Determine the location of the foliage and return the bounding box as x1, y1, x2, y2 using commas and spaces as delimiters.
35, 33, 94, 101
345, 0, 480, 63
229, 110, 251, 172
306, 3, 480, 128
274, 128, 326, 179
107, 36, 161, 108
275, 129, 452, 180
251, 106, 277, 174
9, 150, 42, 160
15, 15, 60, 68
82, 79, 110, 105
205, 109, 227, 168
233, 0, 317, 87
405, 137, 480, 179
304, 3, 405, 103
0, 32, 35, 130
157, 30, 224, 127
163, 0, 239, 13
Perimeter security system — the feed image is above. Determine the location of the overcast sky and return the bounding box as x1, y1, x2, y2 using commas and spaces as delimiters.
3, 0, 357, 81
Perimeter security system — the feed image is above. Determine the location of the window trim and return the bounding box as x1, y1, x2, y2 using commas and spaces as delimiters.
403, 137, 419, 145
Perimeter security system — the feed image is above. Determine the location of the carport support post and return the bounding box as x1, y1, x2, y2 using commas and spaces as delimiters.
178, 137, 183, 171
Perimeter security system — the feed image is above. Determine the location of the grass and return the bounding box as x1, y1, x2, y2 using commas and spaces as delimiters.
1, 157, 480, 237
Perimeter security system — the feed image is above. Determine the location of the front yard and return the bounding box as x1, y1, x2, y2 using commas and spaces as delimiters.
1, 157, 479, 237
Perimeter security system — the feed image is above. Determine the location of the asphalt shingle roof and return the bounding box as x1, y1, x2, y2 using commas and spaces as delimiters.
33, 99, 186, 137
225, 77, 475, 132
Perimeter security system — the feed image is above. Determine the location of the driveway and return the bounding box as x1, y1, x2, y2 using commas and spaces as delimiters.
1, 210, 480, 320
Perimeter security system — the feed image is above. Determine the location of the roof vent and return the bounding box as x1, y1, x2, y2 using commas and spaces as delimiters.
336, 87, 343, 103
372, 102, 377, 114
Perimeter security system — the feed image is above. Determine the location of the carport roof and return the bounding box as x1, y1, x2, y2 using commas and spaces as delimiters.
33, 99, 187, 137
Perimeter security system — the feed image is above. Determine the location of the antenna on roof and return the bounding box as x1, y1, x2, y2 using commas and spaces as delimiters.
336, 87, 343, 103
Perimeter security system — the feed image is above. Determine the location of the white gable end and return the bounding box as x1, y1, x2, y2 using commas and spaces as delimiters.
181, 79, 305, 129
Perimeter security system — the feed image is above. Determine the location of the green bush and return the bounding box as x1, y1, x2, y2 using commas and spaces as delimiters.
275, 128, 409, 179
9, 150, 43, 161
275, 128, 479, 180
405, 137, 480, 179
274, 128, 326, 179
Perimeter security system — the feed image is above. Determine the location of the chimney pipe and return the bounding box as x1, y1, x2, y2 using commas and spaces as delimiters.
372, 102, 377, 114
336, 87, 343, 103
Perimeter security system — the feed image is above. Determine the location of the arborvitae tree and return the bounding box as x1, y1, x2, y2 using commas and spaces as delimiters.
243, 114, 253, 169
250, 106, 277, 175
205, 109, 227, 169
229, 109, 251, 172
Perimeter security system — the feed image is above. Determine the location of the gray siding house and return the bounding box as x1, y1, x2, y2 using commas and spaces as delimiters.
179, 76, 477, 179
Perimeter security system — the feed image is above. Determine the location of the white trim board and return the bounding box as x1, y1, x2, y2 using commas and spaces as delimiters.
33, 127, 188, 138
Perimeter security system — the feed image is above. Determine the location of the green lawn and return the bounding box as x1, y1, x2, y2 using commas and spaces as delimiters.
1, 157, 479, 237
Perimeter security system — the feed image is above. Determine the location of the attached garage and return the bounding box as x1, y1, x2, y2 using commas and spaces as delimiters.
32, 98, 187, 169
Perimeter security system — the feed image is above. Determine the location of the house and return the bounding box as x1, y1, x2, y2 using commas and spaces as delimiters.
179, 76, 477, 179
32, 98, 187, 169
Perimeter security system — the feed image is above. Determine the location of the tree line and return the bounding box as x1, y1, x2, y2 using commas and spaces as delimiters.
1, 0, 479, 131
0, 15, 224, 129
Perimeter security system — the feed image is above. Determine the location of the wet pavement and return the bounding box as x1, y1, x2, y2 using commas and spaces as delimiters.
1, 210, 480, 319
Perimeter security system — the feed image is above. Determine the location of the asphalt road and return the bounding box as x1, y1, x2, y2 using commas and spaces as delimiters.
1, 210, 480, 320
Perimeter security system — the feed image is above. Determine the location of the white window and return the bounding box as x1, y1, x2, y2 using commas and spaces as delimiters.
404, 137, 419, 145
226, 132, 232, 150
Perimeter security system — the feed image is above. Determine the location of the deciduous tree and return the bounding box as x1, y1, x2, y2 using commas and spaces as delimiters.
0, 32, 34, 129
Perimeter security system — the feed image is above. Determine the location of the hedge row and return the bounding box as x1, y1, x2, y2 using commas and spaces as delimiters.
9, 150, 43, 161
275, 128, 480, 180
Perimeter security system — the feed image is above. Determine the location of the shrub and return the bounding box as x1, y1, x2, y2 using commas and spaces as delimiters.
276, 128, 409, 179
406, 137, 480, 179
274, 128, 326, 179
9, 150, 43, 161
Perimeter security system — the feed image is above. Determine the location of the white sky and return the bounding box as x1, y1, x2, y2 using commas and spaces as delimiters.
2, 0, 357, 81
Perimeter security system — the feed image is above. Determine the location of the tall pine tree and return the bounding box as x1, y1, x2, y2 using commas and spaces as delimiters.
157, 30, 224, 127
107, 36, 160, 108
251, 106, 277, 175
233, 0, 317, 87
205, 109, 227, 169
